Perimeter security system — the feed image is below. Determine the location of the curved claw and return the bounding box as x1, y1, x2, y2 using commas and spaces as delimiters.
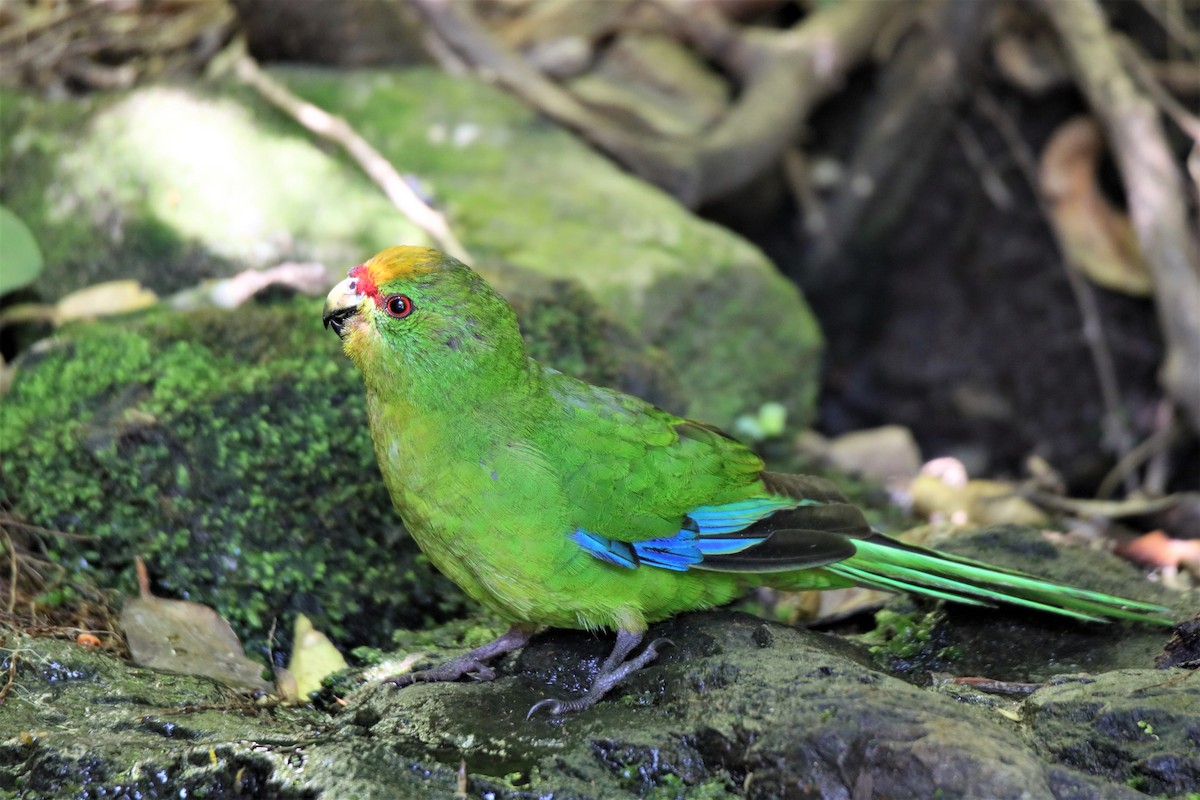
383, 674, 417, 688
467, 665, 497, 681
526, 698, 565, 719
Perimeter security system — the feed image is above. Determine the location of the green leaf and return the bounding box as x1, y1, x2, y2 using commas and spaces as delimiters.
0, 205, 43, 295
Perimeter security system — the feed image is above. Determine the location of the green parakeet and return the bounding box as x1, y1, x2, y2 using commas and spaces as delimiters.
323, 246, 1170, 716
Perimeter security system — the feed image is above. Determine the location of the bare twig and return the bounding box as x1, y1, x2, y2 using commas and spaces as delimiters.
783, 148, 828, 236
1147, 59, 1200, 95
975, 92, 1137, 484
1143, 400, 1176, 496
1022, 489, 1180, 519
233, 53, 471, 264
1096, 405, 1179, 499
951, 676, 1043, 695
135, 556, 152, 598
1132, 0, 1200, 56
0, 652, 17, 706
0, 514, 95, 541
456, 760, 468, 799
1116, 35, 1200, 220
1036, 0, 1200, 435
1117, 37, 1200, 142
953, 121, 1015, 210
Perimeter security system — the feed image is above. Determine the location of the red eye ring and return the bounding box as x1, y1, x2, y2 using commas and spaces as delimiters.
385, 294, 413, 319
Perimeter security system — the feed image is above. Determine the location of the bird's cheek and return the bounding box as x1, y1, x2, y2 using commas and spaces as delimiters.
341, 317, 376, 363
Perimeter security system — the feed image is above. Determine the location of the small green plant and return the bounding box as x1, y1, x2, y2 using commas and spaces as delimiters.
733, 401, 788, 443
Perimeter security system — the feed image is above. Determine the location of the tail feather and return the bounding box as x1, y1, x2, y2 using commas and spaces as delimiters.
828, 535, 1172, 625
830, 563, 993, 609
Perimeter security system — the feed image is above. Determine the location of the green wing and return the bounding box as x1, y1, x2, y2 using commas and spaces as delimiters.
538, 369, 868, 571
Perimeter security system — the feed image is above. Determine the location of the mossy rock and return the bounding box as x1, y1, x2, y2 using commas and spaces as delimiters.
6, 613, 1190, 798
1, 298, 448, 650
0, 84, 422, 295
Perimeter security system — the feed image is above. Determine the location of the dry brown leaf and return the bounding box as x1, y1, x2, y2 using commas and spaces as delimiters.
1040, 116, 1152, 296
121, 559, 270, 692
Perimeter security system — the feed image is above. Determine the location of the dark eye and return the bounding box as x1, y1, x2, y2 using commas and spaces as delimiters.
385, 294, 413, 319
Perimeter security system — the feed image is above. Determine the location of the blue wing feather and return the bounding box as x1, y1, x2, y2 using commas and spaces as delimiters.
569, 529, 638, 568
572, 496, 797, 571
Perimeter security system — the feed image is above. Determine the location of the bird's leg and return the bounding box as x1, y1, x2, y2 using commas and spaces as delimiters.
527, 629, 672, 717
384, 624, 534, 687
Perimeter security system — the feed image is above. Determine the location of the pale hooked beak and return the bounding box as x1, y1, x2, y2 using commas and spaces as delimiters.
322, 277, 363, 338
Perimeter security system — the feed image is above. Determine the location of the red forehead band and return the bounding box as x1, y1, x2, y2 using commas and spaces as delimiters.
348, 264, 380, 304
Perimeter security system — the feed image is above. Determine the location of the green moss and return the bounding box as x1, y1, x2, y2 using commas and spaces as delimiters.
644, 774, 734, 799
855, 608, 944, 662
0, 298, 466, 651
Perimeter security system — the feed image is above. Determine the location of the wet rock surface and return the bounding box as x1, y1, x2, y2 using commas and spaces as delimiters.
4, 605, 1193, 799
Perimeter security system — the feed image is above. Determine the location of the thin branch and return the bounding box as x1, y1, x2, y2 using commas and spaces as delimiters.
0, 514, 96, 541
233, 53, 471, 264
953, 121, 1015, 210
0, 652, 16, 706
1132, 0, 1200, 56
1117, 36, 1200, 142
976, 91, 1137, 486
783, 148, 828, 236
1096, 405, 1180, 499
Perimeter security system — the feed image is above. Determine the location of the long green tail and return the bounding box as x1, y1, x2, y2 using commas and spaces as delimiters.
828, 535, 1173, 625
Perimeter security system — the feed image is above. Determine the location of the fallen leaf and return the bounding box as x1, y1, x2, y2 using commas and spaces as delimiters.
1117, 530, 1200, 569
121, 559, 270, 692
55, 280, 158, 323
1025, 491, 1181, 520
910, 466, 1048, 527
1040, 117, 1152, 296
281, 613, 348, 702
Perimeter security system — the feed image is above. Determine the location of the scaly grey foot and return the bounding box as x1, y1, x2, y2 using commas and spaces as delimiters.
527, 632, 673, 717
384, 624, 534, 687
